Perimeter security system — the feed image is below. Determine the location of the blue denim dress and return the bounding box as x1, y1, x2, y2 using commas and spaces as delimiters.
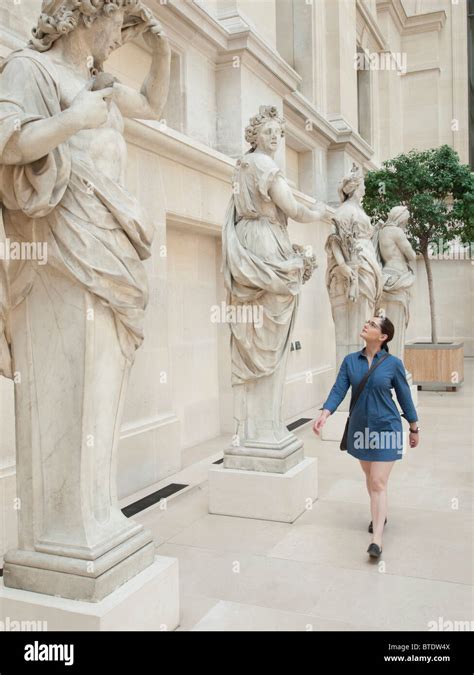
322, 349, 418, 461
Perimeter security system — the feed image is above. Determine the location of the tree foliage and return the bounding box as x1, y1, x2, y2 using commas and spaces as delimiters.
363, 145, 474, 254
363, 145, 474, 344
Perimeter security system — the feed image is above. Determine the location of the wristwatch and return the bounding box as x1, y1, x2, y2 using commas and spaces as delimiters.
409, 426, 420, 433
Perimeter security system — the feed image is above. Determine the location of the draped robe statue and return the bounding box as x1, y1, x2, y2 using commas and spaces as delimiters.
0, 0, 170, 601
325, 164, 383, 377
222, 106, 326, 473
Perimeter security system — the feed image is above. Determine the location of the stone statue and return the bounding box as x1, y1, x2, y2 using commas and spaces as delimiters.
374, 205, 416, 361
222, 105, 326, 473
325, 163, 383, 373
0, 0, 170, 601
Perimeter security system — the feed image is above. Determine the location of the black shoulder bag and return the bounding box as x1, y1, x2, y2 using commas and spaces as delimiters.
340, 353, 390, 451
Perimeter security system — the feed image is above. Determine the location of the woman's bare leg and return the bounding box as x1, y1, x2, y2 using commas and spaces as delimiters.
359, 459, 371, 496
359, 460, 374, 525
369, 461, 395, 547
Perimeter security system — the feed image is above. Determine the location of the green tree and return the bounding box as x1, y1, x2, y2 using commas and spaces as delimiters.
363, 145, 474, 344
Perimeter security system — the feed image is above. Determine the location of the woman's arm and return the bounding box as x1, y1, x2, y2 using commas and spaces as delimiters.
269, 175, 327, 222
313, 357, 351, 434
323, 356, 351, 413
392, 358, 419, 432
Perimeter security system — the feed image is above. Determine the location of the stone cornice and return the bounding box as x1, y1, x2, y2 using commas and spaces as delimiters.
124, 117, 234, 182
224, 30, 302, 94
216, 48, 300, 99
153, 0, 301, 94
124, 117, 338, 223
166, 212, 222, 236
405, 62, 441, 75
151, 0, 228, 51
284, 110, 326, 152
285, 93, 338, 147
356, 0, 387, 50
160, 1, 379, 163
285, 92, 376, 163
376, 0, 446, 36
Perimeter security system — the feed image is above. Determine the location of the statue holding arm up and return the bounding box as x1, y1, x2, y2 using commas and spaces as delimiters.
325, 164, 383, 376
0, 0, 170, 601
222, 106, 328, 473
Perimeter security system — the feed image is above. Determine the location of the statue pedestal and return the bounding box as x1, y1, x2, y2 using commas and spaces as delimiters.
223, 433, 304, 473
3, 527, 156, 602
5, 265, 160, 602
0, 555, 179, 631
208, 457, 318, 523
231, 354, 304, 473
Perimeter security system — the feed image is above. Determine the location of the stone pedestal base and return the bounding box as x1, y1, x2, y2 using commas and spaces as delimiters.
224, 433, 303, 473
0, 556, 179, 631
3, 526, 155, 602
209, 457, 318, 523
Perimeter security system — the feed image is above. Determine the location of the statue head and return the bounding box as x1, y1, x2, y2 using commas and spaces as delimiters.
385, 205, 410, 230
29, 0, 157, 65
244, 106, 285, 155
338, 163, 365, 203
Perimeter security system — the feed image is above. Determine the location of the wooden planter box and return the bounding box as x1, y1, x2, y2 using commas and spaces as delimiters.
404, 341, 464, 391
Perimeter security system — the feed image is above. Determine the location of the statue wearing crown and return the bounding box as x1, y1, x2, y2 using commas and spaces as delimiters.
325, 164, 383, 374
0, 0, 170, 600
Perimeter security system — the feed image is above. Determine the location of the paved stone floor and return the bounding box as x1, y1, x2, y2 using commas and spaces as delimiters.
131, 360, 473, 631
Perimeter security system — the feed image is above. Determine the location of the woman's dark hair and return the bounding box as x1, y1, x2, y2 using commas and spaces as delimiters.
379, 316, 395, 352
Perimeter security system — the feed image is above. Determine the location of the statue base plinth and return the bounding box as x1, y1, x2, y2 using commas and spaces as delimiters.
3, 528, 155, 602
209, 457, 318, 523
223, 433, 303, 473
0, 555, 179, 631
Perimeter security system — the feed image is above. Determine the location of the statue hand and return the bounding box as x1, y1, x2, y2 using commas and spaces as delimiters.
313, 199, 328, 218
121, 4, 169, 55
142, 25, 171, 56
70, 81, 114, 130
340, 263, 355, 282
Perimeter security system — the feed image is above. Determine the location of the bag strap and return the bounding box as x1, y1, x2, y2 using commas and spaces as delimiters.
349, 352, 390, 416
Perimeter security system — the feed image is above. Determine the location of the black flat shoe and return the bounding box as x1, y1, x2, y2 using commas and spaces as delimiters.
368, 517, 387, 533
367, 543, 382, 559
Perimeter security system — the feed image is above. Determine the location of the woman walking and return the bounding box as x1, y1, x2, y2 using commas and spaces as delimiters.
313, 315, 420, 559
